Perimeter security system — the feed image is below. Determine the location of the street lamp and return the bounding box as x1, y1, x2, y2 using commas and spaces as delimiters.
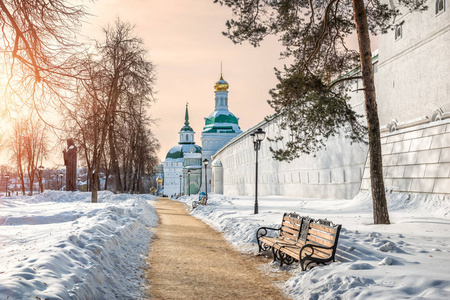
187, 170, 191, 196
179, 175, 182, 196
38, 165, 44, 193
5, 173, 9, 197
203, 159, 209, 203
251, 128, 266, 214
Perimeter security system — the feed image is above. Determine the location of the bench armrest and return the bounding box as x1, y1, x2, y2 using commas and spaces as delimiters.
256, 226, 281, 252
256, 226, 280, 239
299, 244, 335, 262
298, 244, 336, 271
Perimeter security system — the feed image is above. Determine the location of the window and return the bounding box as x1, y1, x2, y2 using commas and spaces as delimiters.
436, 0, 445, 14
395, 24, 402, 40
186, 134, 188, 141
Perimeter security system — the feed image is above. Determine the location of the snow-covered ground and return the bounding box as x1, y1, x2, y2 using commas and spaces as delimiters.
177, 192, 450, 299
0, 191, 158, 300
2, 190, 449, 299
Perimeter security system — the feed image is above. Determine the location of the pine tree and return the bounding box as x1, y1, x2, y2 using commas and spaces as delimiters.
214, 0, 427, 224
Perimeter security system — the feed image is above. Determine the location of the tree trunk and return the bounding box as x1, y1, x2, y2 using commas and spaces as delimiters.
28, 171, 34, 196
91, 172, 99, 203
109, 127, 123, 192
38, 172, 44, 193
352, 0, 390, 224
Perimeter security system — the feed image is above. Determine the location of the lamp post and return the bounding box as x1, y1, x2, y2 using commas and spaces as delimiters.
187, 170, 191, 196
38, 165, 44, 193
179, 175, 182, 196
5, 173, 9, 197
203, 159, 209, 202
251, 128, 266, 214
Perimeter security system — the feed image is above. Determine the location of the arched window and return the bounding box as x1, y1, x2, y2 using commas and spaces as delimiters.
436, 0, 445, 14
186, 134, 188, 141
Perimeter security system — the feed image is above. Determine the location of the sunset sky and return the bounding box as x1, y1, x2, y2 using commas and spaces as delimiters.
82, 0, 284, 162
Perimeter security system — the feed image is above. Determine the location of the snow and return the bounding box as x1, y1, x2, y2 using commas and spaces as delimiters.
0, 191, 158, 299
176, 191, 450, 299
2, 189, 449, 299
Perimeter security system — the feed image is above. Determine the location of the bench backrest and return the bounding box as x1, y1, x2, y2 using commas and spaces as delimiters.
278, 213, 303, 243
304, 219, 341, 258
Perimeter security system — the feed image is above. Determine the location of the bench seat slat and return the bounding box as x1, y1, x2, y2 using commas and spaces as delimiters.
308, 227, 336, 240
284, 216, 303, 225
307, 235, 335, 248
281, 226, 301, 236
309, 222, 337, 234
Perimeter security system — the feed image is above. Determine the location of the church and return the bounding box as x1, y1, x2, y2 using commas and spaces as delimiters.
163, 74, 242, 196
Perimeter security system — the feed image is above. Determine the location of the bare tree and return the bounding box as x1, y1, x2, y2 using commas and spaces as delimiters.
97, 19, 156, 193
8, 120, 26, 195
0, 0, 88, 115
8, 117, 49, 195
62, 19, 157, 202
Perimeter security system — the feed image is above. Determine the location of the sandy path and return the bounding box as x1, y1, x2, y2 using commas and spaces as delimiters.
145, 198, 290, 299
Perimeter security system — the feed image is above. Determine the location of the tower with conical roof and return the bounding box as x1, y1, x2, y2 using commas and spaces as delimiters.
164, 104, 202, 197
201, 72, 243, 194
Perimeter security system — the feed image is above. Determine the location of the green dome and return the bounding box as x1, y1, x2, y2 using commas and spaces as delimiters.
203, 110, 241, 133
205, 112, 239, 125
165, 144, 202, 159
180, 124, 194, 132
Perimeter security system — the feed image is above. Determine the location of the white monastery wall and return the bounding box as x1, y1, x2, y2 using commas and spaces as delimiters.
361, 119, 450, 194
164, 160, 184, 197
376, 2, 450, 126
212, 117, 369, 199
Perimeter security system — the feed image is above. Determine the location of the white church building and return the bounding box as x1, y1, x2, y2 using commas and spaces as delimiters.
163, 74, 242, 196
163, 105, 202, 197
200, 74, 243, 193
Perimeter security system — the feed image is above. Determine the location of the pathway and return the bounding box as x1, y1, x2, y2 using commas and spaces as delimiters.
145, 198, 290, 299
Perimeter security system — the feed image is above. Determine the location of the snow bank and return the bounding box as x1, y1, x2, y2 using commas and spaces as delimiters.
0, 191, 158, 299
177, 192, 450, 299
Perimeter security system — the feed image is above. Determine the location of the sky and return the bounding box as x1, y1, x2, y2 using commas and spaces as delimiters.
81, 0, 284, 163
0, 0, 369, 167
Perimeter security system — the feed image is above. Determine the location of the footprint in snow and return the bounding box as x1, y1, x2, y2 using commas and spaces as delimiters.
348, 262, 373, 270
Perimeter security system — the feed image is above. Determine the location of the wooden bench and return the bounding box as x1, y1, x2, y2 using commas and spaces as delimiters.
257, 213, 341, 271
275, 218, 341, 270
192, 197, 208, 209
256, 213, 306, 259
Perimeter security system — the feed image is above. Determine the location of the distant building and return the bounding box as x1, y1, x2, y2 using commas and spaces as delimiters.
163, 104, 202, 197
200, 74, 243, 193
